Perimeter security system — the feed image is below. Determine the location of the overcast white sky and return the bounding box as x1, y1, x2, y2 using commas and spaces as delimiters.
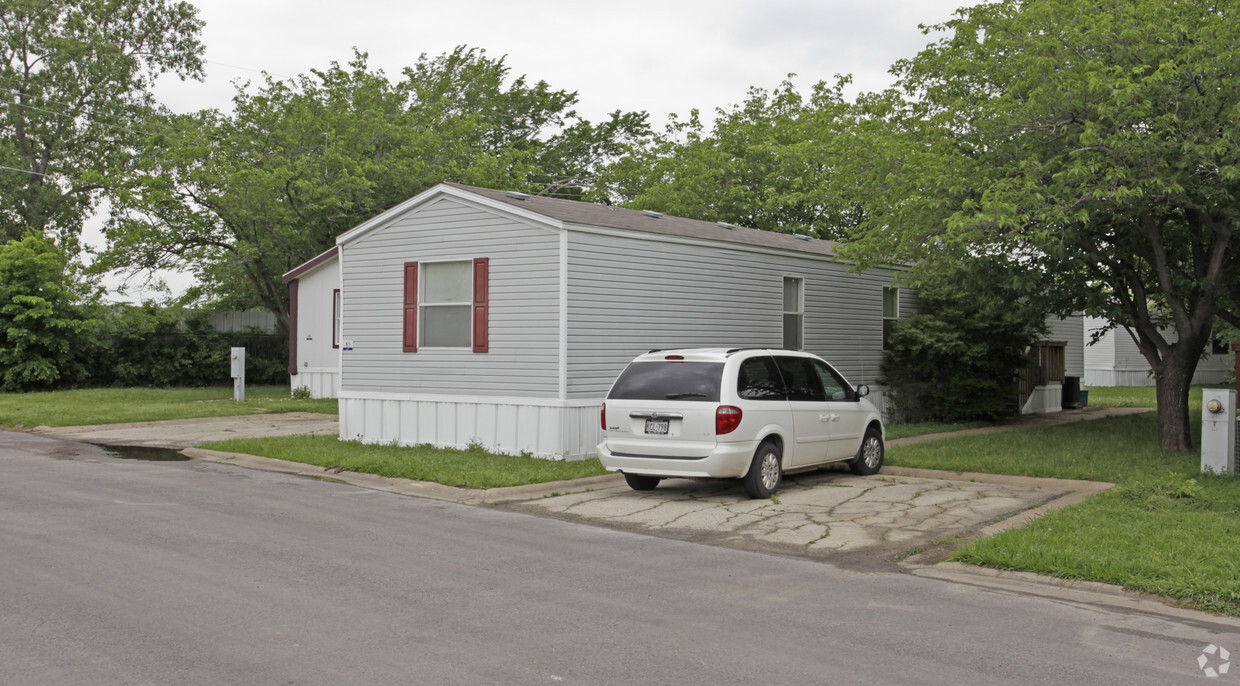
155, 0, 963, 123
102, 0, 967, 300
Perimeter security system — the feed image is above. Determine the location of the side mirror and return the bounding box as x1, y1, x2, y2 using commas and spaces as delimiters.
856, 384, 870, 398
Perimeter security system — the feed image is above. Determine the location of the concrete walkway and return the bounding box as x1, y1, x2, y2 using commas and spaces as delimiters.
32, 412, 339, 449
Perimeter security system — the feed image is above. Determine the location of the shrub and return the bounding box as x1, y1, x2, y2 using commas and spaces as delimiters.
881, 267, 1048, 423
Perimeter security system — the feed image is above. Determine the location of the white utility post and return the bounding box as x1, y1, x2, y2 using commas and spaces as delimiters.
230, 347, 246, 402
1201, 388, 1236, 474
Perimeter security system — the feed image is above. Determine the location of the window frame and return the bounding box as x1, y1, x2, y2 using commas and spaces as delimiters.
418, 259, 475, 350
882, 286, 900, 351
783, 276, 804, 351
332, 288, 341, 349
402, 258, 489, 353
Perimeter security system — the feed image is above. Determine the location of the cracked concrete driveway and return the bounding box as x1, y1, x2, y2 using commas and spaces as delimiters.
499, 467, 1103, 570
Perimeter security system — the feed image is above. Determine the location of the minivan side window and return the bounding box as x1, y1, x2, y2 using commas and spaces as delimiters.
774, 356, 826, 402
812, 359, 851, 401
737, 356, 786, 400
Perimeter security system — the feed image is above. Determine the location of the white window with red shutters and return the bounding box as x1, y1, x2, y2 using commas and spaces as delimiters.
403, 258, 489, 353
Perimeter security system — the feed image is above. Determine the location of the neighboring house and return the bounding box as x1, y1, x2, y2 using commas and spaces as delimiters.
1021, 315, 1086, 414
284, 247, 342, 399
1083, 315, 1231, 387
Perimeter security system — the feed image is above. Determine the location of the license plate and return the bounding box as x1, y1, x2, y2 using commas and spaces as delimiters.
644, 419, 669, 435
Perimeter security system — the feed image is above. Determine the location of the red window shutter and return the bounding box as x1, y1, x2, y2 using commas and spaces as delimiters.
473, 257, 489, 353
403, 262, 418, 353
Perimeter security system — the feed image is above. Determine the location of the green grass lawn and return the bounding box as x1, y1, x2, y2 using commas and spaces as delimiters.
204, 435, 608, 489
0, 386, 338, 428
885, 420, 993, 441
889, 385, 1240, 615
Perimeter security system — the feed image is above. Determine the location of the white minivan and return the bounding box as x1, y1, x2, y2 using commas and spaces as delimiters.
597, 348, 884, 498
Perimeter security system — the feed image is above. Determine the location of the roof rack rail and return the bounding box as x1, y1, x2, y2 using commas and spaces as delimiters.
725, 347, 771, 355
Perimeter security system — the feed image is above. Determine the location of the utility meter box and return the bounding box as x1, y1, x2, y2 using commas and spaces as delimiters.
1201, 388, 1236, 474
230, 347, 246, 402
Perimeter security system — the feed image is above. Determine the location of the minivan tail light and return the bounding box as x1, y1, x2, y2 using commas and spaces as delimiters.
601, 402, 606, 430
665, 354, 684, 360
716, 406, 742, 435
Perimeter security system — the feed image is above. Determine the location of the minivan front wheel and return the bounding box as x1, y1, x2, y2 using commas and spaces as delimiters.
623, 473, 662, 491
743, 441, 783, 499
849, 426, 884, 476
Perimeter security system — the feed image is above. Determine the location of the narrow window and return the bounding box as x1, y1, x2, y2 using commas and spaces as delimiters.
783, 277, 803, 350
332, 288, 341, 349
882, 287, 899, 351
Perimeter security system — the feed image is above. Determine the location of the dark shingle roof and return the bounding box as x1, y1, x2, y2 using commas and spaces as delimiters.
444, 183, 839, 259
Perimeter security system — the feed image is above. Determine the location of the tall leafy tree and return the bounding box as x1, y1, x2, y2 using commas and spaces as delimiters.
839, 0, 1240, 450
103, 47, 649, 328
0, 233, 94, 390
0, 0, 204, 248
604, 78, 860, 238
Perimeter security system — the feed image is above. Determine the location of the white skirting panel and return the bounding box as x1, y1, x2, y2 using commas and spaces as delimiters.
1085, 367, 1227, 388
290, 369, 340, 399
339, 393, 602, 459
1022, 384, 1063, 414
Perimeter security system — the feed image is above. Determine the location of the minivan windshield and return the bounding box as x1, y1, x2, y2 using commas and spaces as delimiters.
607, 362, 724, 402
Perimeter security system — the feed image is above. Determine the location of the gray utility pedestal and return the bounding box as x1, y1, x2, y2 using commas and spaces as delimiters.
230, 347, 246, 402
1201, 388, 1236, 474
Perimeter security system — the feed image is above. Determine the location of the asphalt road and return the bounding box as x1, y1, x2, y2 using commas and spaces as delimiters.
2, 430, 1237, 685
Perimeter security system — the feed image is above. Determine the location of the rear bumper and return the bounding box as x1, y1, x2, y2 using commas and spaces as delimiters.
597, 440, 759, 479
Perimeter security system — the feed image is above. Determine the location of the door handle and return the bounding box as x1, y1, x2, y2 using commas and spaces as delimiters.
819, 414, 840, 422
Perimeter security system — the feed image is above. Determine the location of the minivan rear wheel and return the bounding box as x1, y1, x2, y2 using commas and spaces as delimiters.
623, 473, 662, 491
743, 441, 783, 498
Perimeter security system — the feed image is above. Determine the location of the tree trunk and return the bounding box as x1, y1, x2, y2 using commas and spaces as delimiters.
1152, 358, 1195, 451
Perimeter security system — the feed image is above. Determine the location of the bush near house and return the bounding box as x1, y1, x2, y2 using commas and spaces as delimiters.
881, 266, 1047, 423
100, 304, 286, 387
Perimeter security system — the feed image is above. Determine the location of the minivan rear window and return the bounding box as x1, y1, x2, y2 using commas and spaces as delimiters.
607, 362, 724, 401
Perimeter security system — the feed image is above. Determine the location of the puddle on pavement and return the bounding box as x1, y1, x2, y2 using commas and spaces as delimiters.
93, 444, 193, 462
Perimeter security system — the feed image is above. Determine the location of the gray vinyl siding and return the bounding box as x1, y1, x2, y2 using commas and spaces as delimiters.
1045, 315, 1085, 377
565, 229, 905, 398
341, 197, 560, 397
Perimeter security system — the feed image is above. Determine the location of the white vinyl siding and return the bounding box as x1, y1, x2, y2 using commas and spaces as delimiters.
565, 229, 906, 399
341, 197, 560, 397
293, 263, 340, 373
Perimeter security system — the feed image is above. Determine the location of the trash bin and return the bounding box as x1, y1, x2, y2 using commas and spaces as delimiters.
1079, 389, 1089, 407
1062, 376, 1081, 409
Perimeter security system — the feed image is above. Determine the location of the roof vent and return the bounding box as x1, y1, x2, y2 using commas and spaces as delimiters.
716, 221, 737, 230
794, 233, 813, 241
641, 210, 663, 219
505, 191, 531, 201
